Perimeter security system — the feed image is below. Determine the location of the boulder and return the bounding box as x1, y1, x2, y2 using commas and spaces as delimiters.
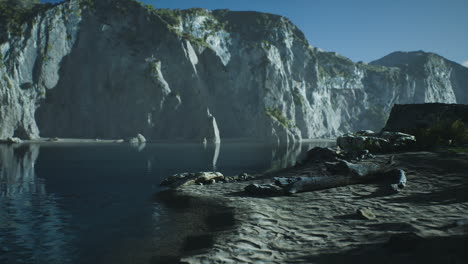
126, 133, 146, 144
0, 137, 22, 144
160, 172, 224, 189
337, 131, 416, 153
305, 147, 343, 163
223, 173, 254, 183
136, 133, 146, 143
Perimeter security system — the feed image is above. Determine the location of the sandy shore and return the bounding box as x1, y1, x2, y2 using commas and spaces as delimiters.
171, 151, 468, 263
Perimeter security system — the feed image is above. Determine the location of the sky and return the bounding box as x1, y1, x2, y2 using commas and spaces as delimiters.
41, 0, 468, 66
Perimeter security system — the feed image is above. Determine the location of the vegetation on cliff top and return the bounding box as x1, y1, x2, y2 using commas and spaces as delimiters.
0, 0, 53, 38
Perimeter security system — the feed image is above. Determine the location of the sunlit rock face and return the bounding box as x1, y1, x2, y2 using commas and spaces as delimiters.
0, 0, 467, 142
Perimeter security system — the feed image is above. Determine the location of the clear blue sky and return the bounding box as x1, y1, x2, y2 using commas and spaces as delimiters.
42, 0, 468, 66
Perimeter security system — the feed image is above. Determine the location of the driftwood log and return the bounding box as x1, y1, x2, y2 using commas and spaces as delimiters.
245, 157, 406, 196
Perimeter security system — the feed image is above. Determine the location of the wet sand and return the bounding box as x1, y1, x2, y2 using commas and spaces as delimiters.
173, 151, 468, 263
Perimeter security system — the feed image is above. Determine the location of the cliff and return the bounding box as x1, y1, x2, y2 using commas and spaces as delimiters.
0, 0, 467, 145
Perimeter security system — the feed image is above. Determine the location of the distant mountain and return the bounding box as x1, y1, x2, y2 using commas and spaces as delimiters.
0, 0, 467, 144
371, 51, 468, 104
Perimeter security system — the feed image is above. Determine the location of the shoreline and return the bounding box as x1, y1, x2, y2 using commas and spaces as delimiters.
172, 150, 468, 263
0, 137, 336, 145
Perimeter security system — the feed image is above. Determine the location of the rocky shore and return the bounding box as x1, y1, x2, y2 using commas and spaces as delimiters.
158, 115, 468, 263
162, 148, 467, 263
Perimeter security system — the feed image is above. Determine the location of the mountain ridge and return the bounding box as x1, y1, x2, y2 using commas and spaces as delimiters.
0, 0, 466, 145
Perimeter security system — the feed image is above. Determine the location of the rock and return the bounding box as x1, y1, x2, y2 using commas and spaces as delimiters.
305, 147, 342, 163
136, 133, 146, 143
127, 137, 139, 144
126, 134, 146, 144
337, 131, 416, 153
3, 137, 22, 144
1, 2, 467, 143
343, 149, 373, 161
388, 169, 407, 192
244, 184, 284, 196
356, 130, 376, 136
357, 208, 376, 220
222, 173, 254, 183
160, 172, 224, 189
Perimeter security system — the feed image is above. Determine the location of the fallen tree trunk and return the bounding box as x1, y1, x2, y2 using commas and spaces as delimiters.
284, 175, 358, 194
245, 158, 403, 196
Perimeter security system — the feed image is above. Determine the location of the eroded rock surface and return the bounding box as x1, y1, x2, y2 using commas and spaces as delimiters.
0, 1, 467, 142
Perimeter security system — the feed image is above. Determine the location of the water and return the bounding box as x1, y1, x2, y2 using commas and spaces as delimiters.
0, 140, 333, 264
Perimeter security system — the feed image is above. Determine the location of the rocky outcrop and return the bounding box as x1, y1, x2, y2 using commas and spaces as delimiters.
383, 103, 468, 132
0, 0, 467, 142
160, 171, 224, 189
382, 103, 468, 147
337, 130, 416, 153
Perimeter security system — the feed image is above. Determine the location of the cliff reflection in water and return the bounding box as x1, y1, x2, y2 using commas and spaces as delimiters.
0, 144, 72, 264
0, 140, 333, 264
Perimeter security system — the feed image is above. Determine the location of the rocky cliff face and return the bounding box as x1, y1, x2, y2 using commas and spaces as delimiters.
0, 0, 467, 144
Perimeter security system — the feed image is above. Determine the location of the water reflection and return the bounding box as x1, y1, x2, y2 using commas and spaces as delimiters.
0, 144, 72, 264
0, 140, 333, 263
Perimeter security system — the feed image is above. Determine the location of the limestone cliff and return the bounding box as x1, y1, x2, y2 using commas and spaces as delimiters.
0, 0, 467, 144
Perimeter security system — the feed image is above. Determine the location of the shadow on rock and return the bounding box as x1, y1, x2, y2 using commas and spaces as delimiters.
291, 233, 468, 264
388, 184, 468, 205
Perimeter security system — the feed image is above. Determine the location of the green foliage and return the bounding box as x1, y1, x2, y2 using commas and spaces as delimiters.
149, 8, 182, 27
181, 32, 208, 47
409, 120, 468, 148
202, 18, 226, 33
316, 52, 355, 79
363, 64, 389, 73
265, 107, 293, 128
0, 1, 52, 36
2, 74, 12, 89
185, 7, 210, 17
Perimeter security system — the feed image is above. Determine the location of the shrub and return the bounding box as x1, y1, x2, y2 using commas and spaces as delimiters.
408, 120, 468, 148
0, 0, 53, 37
265, 107, 293, 128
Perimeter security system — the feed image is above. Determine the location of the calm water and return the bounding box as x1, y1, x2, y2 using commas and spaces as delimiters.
0, 140, 332, 264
